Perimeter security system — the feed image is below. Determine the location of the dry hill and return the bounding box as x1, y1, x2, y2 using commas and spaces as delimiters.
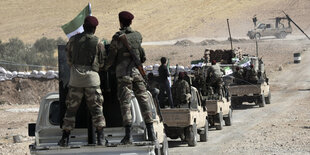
0, 0, 309, 43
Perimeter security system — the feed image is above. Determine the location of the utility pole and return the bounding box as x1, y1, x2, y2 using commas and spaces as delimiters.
227, 19, 233, 50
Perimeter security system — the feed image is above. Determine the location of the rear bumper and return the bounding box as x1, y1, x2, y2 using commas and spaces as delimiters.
29, 142, 156, 155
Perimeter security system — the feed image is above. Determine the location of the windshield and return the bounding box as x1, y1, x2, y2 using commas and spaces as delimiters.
257, 23, 266, 29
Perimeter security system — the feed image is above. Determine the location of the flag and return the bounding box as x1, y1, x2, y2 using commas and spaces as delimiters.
61, 3, 92, 39
167, 59, 172, 87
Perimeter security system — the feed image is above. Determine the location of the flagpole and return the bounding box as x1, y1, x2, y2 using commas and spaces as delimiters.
88, 3, 92, 15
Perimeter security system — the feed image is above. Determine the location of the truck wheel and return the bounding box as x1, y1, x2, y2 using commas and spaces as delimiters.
224, 108, 232, 126
278, 32, 287, 39
187, 124, 197, 147
215, 112, 224, 130
258, 95, 266, 107
160, 134, 169, 155
200, 119, 208, 142
265, 92, 271, 104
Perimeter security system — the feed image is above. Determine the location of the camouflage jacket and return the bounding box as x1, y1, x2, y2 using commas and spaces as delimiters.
66, 32, 106, 87
104, 27, 146, 77
208, 64, 223, 79
173, 79, 190, 101
246, 68, 258, 81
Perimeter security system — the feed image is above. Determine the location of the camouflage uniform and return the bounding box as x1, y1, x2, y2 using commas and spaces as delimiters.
104, 26, 152, 126
62, 32, 106, 131
207, 64, 223, 97
233, 69, 244, 84
172, 79, 191, 106
246, 68, 258, 83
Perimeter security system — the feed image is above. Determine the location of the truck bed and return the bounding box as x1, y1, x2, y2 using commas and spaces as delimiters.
161, 108, 197, 127
229, 84, 262, 96
205, 100, 219, 115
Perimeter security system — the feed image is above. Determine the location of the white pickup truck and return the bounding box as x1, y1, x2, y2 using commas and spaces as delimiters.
28, 91, 168, 155
28, 45, 169, 155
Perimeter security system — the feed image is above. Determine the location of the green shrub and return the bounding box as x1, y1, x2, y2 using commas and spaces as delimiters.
0, 37, 67, 71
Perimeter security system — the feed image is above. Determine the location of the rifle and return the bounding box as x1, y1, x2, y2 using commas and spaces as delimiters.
282, 11, 310, 40
119, 34, 163, 121
118, 34, 147, 80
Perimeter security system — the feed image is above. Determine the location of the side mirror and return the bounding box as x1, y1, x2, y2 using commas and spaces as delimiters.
28, 123, 36, 137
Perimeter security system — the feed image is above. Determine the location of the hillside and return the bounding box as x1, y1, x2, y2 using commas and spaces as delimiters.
0, 0, 309, 43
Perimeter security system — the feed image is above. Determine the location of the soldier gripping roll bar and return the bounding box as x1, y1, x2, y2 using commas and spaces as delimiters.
119, 34, 163, 121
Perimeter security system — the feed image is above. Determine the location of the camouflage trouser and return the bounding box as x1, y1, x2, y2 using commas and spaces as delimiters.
62, 86, 105, 131
117, 69, 153, 126
210, 77, 223, 97
174, 93, 191, 106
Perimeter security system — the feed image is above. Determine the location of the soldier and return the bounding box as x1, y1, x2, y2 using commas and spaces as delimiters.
147, 73, 160, 105
58, 16, 106, 146
207, 60, 223, 99
233, 66, 244, 84
246, 64, 258, 83
192, 67, 204, 94
158, 57, 174, 108
172, 72, 191, 107
103, 11, 156, 144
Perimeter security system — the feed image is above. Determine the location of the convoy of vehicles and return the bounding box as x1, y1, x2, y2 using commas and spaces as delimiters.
27, 22, 273, 153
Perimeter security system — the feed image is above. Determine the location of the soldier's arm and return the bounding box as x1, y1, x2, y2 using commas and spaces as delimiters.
104, 36, 118, 70
97, 42, 106, 69
139, 47, 146, 63
65, 37, 74, 67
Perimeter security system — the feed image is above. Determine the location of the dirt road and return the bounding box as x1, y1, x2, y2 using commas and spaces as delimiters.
168, 48, 310, 154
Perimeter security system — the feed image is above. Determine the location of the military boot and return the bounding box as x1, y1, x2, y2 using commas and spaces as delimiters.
58, 130, 70, 147
96, 128, 104, 145
120, 125, 133, 144
146, 123, 156, 141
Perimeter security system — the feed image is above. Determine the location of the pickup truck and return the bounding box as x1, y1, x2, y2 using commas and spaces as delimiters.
229, 81, 270, 108
204, 87, 232, 130
161, 87, 208, 147
28, 91, 168, 155
27, 45, 168, 155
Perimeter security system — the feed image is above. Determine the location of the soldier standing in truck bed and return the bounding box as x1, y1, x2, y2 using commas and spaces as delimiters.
172, 72, 191, 107
233, 66, 244, 84
246, 64, 258, 84
103, 11, 156, 144
207, 60, 223, 99
58, 16, 106, 146
158, 57, 174, 108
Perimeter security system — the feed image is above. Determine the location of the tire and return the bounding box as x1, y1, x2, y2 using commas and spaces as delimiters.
187, 124, 197, 147
258, 95, 266, 107
200, 119, 208, 142
215, 112, 224, 130
224, 108, 233, 126
278, 31, 287, 39
265, 92, 271, 104
160, 134, 169, 155
255, 33, 261, 40
231, 98, 241, 109
155, 143, 161, 155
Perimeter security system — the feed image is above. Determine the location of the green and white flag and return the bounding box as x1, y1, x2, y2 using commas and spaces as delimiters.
61, 3, 92, 38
